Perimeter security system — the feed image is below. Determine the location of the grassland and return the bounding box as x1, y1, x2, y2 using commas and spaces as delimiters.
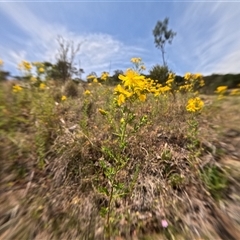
1, 77, 240, 240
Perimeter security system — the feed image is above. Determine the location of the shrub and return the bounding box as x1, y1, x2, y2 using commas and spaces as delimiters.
148, 64, 169, 84
64, 80, 79, 98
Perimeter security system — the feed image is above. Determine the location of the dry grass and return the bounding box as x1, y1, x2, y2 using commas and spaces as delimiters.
1, 80, 240, 240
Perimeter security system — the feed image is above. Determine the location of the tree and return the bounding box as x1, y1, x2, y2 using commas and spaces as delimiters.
0, 60, 10, 81
0, 71, 10, 81
153, 18, 176, 67
55, 35, 83, 82
107, 70, 123, 85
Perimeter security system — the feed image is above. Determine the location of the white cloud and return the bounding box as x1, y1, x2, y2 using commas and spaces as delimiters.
0, 3, 146, 78
1, 2, 239, 78
175, 2, 240, 75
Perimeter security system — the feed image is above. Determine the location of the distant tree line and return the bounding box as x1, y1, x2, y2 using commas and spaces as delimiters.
1, 23, 240, 94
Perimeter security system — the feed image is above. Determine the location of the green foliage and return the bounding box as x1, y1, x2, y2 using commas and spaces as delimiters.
153, 17, 176, 66
79, 99, 93, 133
99, 146, 129, 238
1, 55, 240, 239
31, 90, 58, 168
107, 70, 123, 85
148, 64, 169, 84
97, 86, 150, 237
49, 60, 71, 82
201, 165, 228, 200
202, 73, 240, 94
0, 70, 10, 81
174, 75, 185, 85
169, 173, 185, 189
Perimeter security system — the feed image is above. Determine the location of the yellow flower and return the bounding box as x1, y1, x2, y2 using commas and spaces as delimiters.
186, 97, 204, 112
117, 94, 126, 106
0, 59, 3, 66
199, 79, 205, 87
159, 85, 171, 93
39, 83, 46, 90
87, 74, 95, 79
93, 78, 98, 83
230, 89, 240, 96
22, 61, 32, 71
138, 93, 147, 102
114, 58, 165, 105
119, 69, 145, 89
131, 57, 141, 64
100, 71, 109, 81
166, 79, 174, 86
184, 72, 191, 81
215, 86, 227, 95
30, 76, 37, 82
84, 90, 91, 95
61, 95, 67, 101
179, 84, 192, 92
87, 74, 96, 81
120, 118, 125, 123
38, 67, 44, 73
12, 85, 23, 93
168, 72, 175, 80
114, 84, 132, 98
217, 95, 225, 100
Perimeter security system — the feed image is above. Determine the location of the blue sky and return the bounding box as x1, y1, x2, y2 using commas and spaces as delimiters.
0, 1, 240, 80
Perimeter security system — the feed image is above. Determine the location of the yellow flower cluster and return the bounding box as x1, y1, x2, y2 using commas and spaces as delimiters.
114, 68, 153, 105
131, 57, 142, 64
179, 84, 192, 92
158, 85, 172, 95
38, 67, 45, 73
87, 74, 98, 83
166, 74, 174, 87
31, 62, 45, 74
114, 66, 172, 105
215, 86, 227, 95
39, 83, 46, 90
180, 72, 205, 93
18, 61, 32, 71
146, 73, 176, 97
100, 71, 109, 81
84, 90, 91, 95
114, 60, 181, 105
61, 95, 67, 101
87, 74, 95, 79
30, 76, 37, 82
12, 85, 23, 93
186, 97, 204, 112
130, 57, 147, 74
230, 89, 240, 96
